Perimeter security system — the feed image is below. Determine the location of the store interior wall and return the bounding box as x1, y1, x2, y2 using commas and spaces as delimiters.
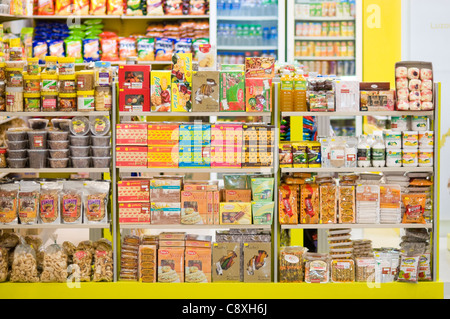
401, 0, 450, 237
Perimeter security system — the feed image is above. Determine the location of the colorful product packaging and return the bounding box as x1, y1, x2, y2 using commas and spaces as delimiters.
171, 52, 193, 83
185, 247, 212, 283
212, 242, 241, 282
243, 242, 271, 283
219, 71, 245, 111
181, 190, 208, 225
219, 202, 252, 225
119, 88, 150, 112
210, 146, 242, 168
147, 123, 179, 147
118, 65, 151, 89
245, 78, 272, 112
150, 70, 171, 112
118, 179, 150, 203
171, 81, 192, 112
279, 184, 299, 224
150, 177, 181, 202
116, 146, 148, 167
118, 202, 151, 224
223, 189, 252, 202
179, 123, 211, 147
158, 247, 184, 283
147, 146, 179, 168
151, 202, 181, 225
244, 57, 275, 79
138, 245, 157, 283
192, 71, 220, 112
116, 123, 148, 145
252, 201, 274, 225
178, 146, 210, 167
250, 177, 274, 201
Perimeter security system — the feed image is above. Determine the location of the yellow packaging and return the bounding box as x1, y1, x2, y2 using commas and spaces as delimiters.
150, 70, 171, 112
219, 202, 252, 225
171, 82, 192, 112
171, 52, 192, 83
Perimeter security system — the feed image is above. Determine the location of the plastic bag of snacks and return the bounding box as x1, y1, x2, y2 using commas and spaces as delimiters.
127, 0, 145, 15
83, 38, 101, 62
18, 181, 40, 225
38, 0, 55, 15
71, 240, 94, 282
10, 239, 40, 283
137, 38, 155, 61
401, 193, 427, 224
73, 0, 89, 14
65, 37, 84, 64
60, 181, 83, 224
119, 37, 138, 60
190, 0, 207, 15
83, 181, 110, 224
155, 38, 175, 61
304, 252, 330, 283
90, 0, 107, 14
146, 0, 164, 15
397, 254, 420, 283
0, 183, 19, 225
164, 0, 183, 15
107, 0, 123, 14
39, 182, 63, 224
0, 247, 8, 282
55, 0, 72, 15
93, 239, 113, 282
278, 246, 308, 283
40, 240, 68, 283
99, 32, 120, 61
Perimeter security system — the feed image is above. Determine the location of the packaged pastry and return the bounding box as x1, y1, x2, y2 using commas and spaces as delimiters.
330, 259, 355, 283
401, 193, 426, 224
338, 185, 355, 224
279, 184, 299, 224
355, 257, 376, 282
319, 185, 337, 224
279, 246, 308, 283
304, 252, 330, 283
300, 184, 319, 224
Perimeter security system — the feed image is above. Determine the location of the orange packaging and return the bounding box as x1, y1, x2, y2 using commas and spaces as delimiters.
119, 202, 151, 224
300, 184, 320, 224
38, 0, 55, 15
139, 245, 156, 283
279, 184, 299, 224
402, 193, 427, 224
55, 0, 72, 15
213, 190, 220, 225
73, 0, 89, 14
118, 179, 150, 203
106, 0, 123, 14
158, 247, 185, 283
181, 190, 208, 225
90, 0, 106, 14
223, 189, 252, 202
116, 146, 148, 167
185, 247, 211, 283
147, 146, 178, 168
244, 57, 275, 79
116, 123, 148, 146
207, 191, 214, 225
159, 240, 185, 247
147, 123, 179, 146
338, 185, 355, 224
319, 185, 337, 224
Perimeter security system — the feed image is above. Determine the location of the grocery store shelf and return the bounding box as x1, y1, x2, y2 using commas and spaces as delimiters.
217, 45, 278, 51
119, 167, 274, 174
281, 167, 434, 173
32, 15, 209, 20
0, 13, 29, 22
0, 111, 110, 117
217, 16, 278, 21
118, 111, 271, 117
121, 15, 209, 20
0, 168, 110, 174
120, 224, 272, 230
294, 56, 355, 60
72, 61, 171, 66
281, 223, 433, 230
32, 15, 122, 19
0, 116, 18, 125
281, 110, 434, 117
295, 16, 356, 21
0, 223, 110, 229
294, 36, 355, 41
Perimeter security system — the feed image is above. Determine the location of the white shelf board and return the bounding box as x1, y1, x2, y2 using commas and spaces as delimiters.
119, 111, 271, 117
217, 45, 278, 51
294, 36, 355, 41
281, 223, 433, 230
0, 168, 110, 174
294, 56, 355, 61
0, 223, 110, 229
295, 16, 356, 21
217, 16, 278, 21
32, 15, 209, 20
120, 224, 272, 230
281, 167, 434, 173
119, 167, 274, 174
32, 15, 121, 19
0, 116, 18, 125
0, 111, 110, 117
281, 111, 434, 117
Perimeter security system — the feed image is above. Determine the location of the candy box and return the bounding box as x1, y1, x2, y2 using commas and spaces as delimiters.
195, 43, 216, 72
116, 146, 148, 167
179, 123, 211, 147
178, 146, 211, 167
185, 247, 212, 283
181, 190, 208, 225
211, 123, 243, 147
210, 146, 242, 168
150, 202, 181, 225
219, 202, 252, 225
150, 70, 171, 112
252, 201, 274, 225
158, 247, 184, 283
244, 57, 275, 79
360, 82, 395, 112
119, 88, 150, 112
116, 123, 148, 145
212, 242, 241, 282
245, 78, 272, 112
147, 146, 179, 168
171, 81, 192, 112
243, 242, 271, 283
192, 71, 220, 112
118, 65, 151, 89
119, 202, 151, 224
150, 177, 181, 202
118, 179, 150, 203
171, 52, 193, 83
219, 71, 245, 112
147, 123, 179, 147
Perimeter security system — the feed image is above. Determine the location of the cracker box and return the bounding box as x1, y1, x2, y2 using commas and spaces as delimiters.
192, 71, 220, 112
116, 123, 148, 146
219, 71, 245, 112
252, 201, 274, 225
147, 146, 179, 168
171, 81, 192, 112
212, 242, 241, 282
223, 189, 252, 202
242, 124, 275, 147
219, 202, 252, 225
245, 78, 272, 112
243, 242, 271, 283
181, 190, 208, 225
171, 52, 193, 83
179, 123, 211, 147
119, 88, 150, 112
186, 234, 212, 248
211, 123, 243, 147
118, 179, 150, 203
159, 232, 186, 241
150, 177, 182, 202
195, 43, 216, 71
119, 202, 151, 224
150, 202, 181, 224
244, 57, 275, 79
150, 70, 171, 112
178, 146, 211, 168
158, 247, 184, 283
241, 146, 274, 167
116, 146, 148, 167
183, 181, 219, 192
138, 245, 157, 283
147, 123, 179, 147
185, 247, 212, 283
119, 65, 151, 90
210, 146, 242, 168
159, 240, 185, 247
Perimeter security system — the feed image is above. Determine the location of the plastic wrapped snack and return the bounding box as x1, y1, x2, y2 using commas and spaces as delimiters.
407, 67, 420, 80
0, 183, 19, 225
69, 240, 95, 282
93, 239, 113, 282
18, 181, 40, 225
355, 257, 376, 282
279, 246, 308, 283
402, 193, 426, 224
304, 252, 330, 283
61, 181, 83, 224
10, 240, 40, 283
319, 185, 337, 224
420, 68, 432, 80
39, 182, 63, 224
0, 247, 8, 282
397, 254, 420, 283
40, 242, 68, 283
83, 181, 110, 224
330, 259, 355, 283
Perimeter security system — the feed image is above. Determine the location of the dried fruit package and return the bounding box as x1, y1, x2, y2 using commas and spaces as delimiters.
279, 246, 308, 283
83, 181, 110, 224
39, 182, 63, 224
402, 193, 426, 224
300, 183, 319, 224
304, 252, 330, 283
18, 181, 40, 225
397, 254, 420, 283
0, 183, 19, 225
60, 181, 83, 224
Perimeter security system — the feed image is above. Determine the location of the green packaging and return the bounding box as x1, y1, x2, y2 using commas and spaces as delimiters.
252, 201, 274, 225
219, 71, 245, 112
250, 177, 274, 201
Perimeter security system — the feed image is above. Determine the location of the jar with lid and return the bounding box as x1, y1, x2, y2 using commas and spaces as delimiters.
58, 74, 76, 93
58, 57, 75, 75
23, 73, 41, 93
59, 93, 77, 111
94, 61, 112, 87
41, 74, 58, 92
95, 86, 112, 111
42, 56, 58, 75
5, 68, 24, 87
5, 87, 24, 111
24, 92, 41, 111
26, 57, 40, 75
41, 91, 58, 111
76, 70, 95, 91
77, 90, 95, 111
0, 62, 5, 81
8, 47, 23, 61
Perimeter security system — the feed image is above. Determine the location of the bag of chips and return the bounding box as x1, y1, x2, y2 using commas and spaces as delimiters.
402, 193, 426, 224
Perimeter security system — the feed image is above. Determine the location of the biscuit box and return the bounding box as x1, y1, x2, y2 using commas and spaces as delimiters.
116, 146, 148, 167
118, 179, 150, 203
181, 190, 208, 225
210, 146, 242, 168
179, 123, 211, 147
195, 43, 216, 72
178, 146, 211, 168
171, 52, 193, 84
243, 242, 272, 283
210, 123, 243, 147
223, 189, 252, 202
147, 146, 179, 168
171, 81, 192, 112
192, 71, 220, 112
118, 65, 151, 90
119, 202, 151, 224
212, 242, 241, 282
116, 123, 148, 146
186, 234, 212, 248
150, 177, 182, 202
252, 201, 274, 225
159, 232, 186, 241
185, 247, 212, 283
245, 78, 273, 112
244, 57, 275, 79
158, 247, 184, 283
119, 88, 150, 112
219, 202, 252, 225
150, 202, 181, 225
219, 71, 245, 111
147, 123, 179, 147
150, 70, 171, 112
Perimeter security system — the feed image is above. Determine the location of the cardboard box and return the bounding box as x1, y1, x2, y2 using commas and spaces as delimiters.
171, 52, 193, 83
335, 80, 360, 112
150, 177, 182, 202
300, 183, 320, 224
250, 177, 274, 201
245, 78, 272, 112
192, 71, 220, 112
138, 245, 157, 283
178, 146, 211, 168
150, 202, 181, 224
183, 181, 219, 191
119, 88, 150, 112
219, 71, 245, 111
119, 202, 151, 224
181, 190, 208, 225
158, 247, 185, 283
185, 247, 212, 283
147, 123, 179, 147
119, 65, 151, 89
221, 64, 245, 71
179, 123, 211, 147
219, 202, 252, 225
242, 124, 275, 147
243, 242, 271, 283
213, 191, 220, 225
147, 146, 179, 168
116, 123, 148, 146
279, 143, 293, 168
118, 179, 150, 203
159, 240, 185, 247
159, 232, 186, 241
212, 242, 240, 282
244, 57, 275, 79
279, 184, 299, 224
223, 189, 252, 202
241, 146, 274, 167
211, 123, 243, 147
195, 43, 216, 71
252, 201, 274, 225
116, 146, 148, 167
211, 146, 242, 168
171, 81, 192, 112
186, 234, 212, 248
150, 70, 171, 112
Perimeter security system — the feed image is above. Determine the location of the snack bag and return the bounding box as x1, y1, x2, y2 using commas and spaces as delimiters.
397, 254, 420, 283
147, 0, 164, 15
90, 0, 107, 14
155, 38, 175, 61
83, 38, 101, 62
99, 32, 119, 61
64, 37, 83, 63
10, 240, 39, 283
38, 0, 55, 15
73, 0, 89, 14
83, 181, 110, 224
119, 37, 137, 61
164, 0, 183, 15
300, 183, 319, 224
40, 242, 68, 283
0, 183, 19, 225
49, 40, 65, 57
107, 0, 123, 14
402, 193, 426, 224
127, 0, 145, 15
137, 38, 155, 61
55, 0, 73, 15
33, 40, 48, 63
190, 0, 207, 15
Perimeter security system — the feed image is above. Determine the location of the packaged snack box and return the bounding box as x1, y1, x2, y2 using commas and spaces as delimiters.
150, 177, 181, 202
171, 52, 192, 83
192, 71, 220, 112
279, 184, 299, 224
158, 247, 184, 283
221, 64, 245, 71
181, 190, 208, 225
150, 70, 171, 112
244, 57, 275, 78
252, 201, 274, 225
150, 202, 181, 224
178, 146, 211, 168
223, 189, 252, 202
250, 177, 274, 201
118, 179, 150, 203
119, 88, 150, 112
147, 146, 179, 168
119, 202, 151, 224
212, 242, 241, 282
219, 71, 245, 111
179, 123, 211, 147
138, 245, 157, 283
116, 146, 148, 167
211, 123, 243, 147
147, 123, 179, 147
300, 184, 320, 224
243, 242, 271, 283
245, 78, 272, 112
118, 65, 151, 89
195, 43, 216, 71
185, 247, 212, 283
219, 202, 252, 225
159, 232, 186, 241
210, 146, 242, 168
171, 81, 192, 112
116, 123, 148, 146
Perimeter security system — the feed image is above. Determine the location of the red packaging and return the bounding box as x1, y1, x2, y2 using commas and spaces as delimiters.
119, 88, 150, 112
116, 123, 148, 145
119, 202, 151, 224
118, 65, 151, 90
118, 179, 150, 203
116, 146, 148, 167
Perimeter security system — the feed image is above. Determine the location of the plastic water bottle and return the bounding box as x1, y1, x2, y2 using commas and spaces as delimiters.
254, 0, 262, 15
232, 0, 241, 16
217, 0, 225, 15
226, 0, 233, 15
262, 27, 270, 46
229, 24, 237, 45
242, 24, 250, 44
270, 26, 278, 46
255, 24, 262, 45
236, 24, 243, 45
249, 25, 256, 45
223, 24, 231, 45
262, 0, 270, 15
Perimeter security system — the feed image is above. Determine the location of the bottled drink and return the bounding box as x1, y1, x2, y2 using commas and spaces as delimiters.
371, 135, 386, 167
217, 0, 226, 15
232, 0, 241, 16
242, 24, 250, 44
262, 0, 270, 15
357, 135, 371, 167
280, 69, 294, 112
236, 24, 243, 45
223, 24, 230, 45
262, 27, 270, 46
255, 24, 262, 45
293, 68, 307, 111
226, 0, 233, 15
217, 24, 224, 45
270, 26, 278, 46
249, 25, 256, 45
229, 24, 237, 45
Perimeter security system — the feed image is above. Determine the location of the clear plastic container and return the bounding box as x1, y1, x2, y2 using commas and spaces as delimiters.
6, 140, 28, 150
27, 131, 48, 149
69, 135, 90, 146
69, 146, 90, 157
6, 129, 27, 141
27, 149, 48, 168
7, 149, 27, 159
71, 156, 91, 168
26, 57, 40, 75
70, 117, 90, 136
94, 86, 112, 111
0, 147, 5, 167
91, 135, 110, 146
24, 92, 41, 111
7, 158, 27, 168
43, 56, 58, 75
49, 149, 69, 159
0, 62, 5, 81
90, 116, 110, 136
5, 86, 23, 111
77, 90, 95, 111
94, 61, 112, 87
48, 140, 70, 150
92, 156, 111, 168
48, 130, 69, 141
28, 118, 49, 130
91, 146, 110, 157
23, 74, 41, 93
49, 158, 69, 168
40, 74, 58, 92
5, 68, 23, 87
76, 70, 95, 91
41, 91, 58, 111
58, 57, 75, 75
58, 93, 77, 111
58, 74, 76, 93
51, 119, 71, 132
